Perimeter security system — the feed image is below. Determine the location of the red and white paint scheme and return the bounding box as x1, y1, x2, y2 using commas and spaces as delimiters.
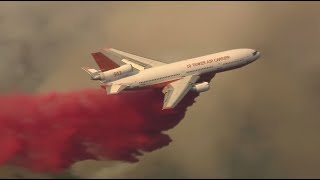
82, 48, 261, 109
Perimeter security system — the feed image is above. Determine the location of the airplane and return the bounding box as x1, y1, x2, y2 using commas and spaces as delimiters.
82, 48, 261, 110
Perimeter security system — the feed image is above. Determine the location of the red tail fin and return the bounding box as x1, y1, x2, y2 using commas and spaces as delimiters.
91, 52, 119, 71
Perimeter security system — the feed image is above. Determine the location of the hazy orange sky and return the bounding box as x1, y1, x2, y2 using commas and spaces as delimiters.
0, 1, 319, 178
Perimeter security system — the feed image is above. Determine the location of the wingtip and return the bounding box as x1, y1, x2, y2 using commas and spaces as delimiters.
103, 47, 112, 51
81, 66, 89, 70
162, 106, 172, 110
91, 52, 100, 56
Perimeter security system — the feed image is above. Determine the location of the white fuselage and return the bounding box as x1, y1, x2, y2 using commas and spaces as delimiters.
107, 49, 261, 89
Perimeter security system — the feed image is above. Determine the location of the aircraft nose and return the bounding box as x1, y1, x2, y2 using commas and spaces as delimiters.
251, 49, 261, 60
256, 51, 261, 59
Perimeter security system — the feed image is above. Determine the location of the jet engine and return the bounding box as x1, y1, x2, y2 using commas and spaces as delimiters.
92, 64, 133, 81
191, 82, 210, 93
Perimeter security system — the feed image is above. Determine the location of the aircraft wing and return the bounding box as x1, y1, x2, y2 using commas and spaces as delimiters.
105, 84, 127, 95
100, 48, 167, 71
162, 75, 200, 110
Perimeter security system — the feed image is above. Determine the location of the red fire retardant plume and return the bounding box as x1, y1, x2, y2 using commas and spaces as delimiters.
0, 88, 199, 173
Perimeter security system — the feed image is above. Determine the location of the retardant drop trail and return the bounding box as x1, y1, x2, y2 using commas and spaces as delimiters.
0, 88, 199, 173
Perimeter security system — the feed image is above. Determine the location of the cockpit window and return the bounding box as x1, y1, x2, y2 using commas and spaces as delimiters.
252, 51, 258, 56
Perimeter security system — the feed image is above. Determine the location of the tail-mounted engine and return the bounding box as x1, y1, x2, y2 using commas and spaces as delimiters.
92, 64, 133, 82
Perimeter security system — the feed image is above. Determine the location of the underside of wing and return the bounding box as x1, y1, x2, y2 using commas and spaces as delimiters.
162, 75, 200, 110
199, 72, 216, 83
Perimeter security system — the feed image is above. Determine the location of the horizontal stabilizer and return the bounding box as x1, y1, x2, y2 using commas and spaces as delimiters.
81, 67, 100, 77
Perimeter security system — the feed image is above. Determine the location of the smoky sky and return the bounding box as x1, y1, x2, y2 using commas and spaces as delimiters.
0, 1, 320, 179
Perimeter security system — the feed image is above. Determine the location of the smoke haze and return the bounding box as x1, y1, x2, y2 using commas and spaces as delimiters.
0, 1, 320, 178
